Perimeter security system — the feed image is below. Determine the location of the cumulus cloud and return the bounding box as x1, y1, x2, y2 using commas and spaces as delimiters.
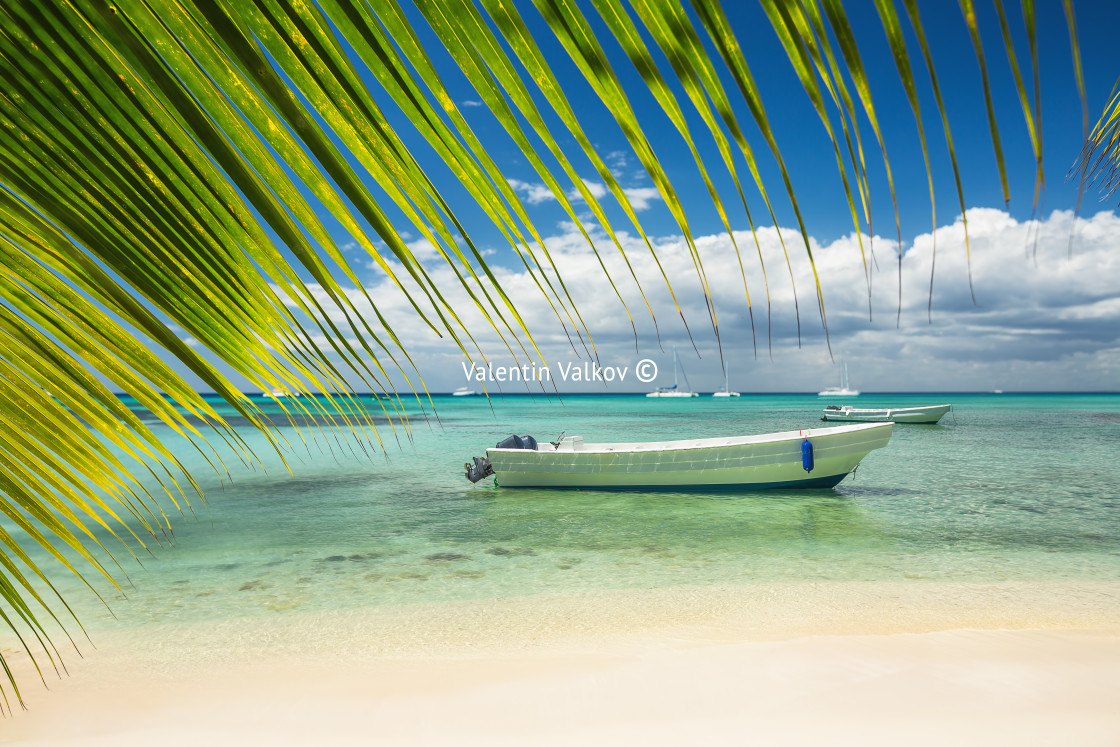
507, 177, 663, 212
605, 150, 629, 178
507, 178, 556, 205
288, 209, 1120, 392
577, 179, 608, 201
403, 237, 443, 262
605, 150, 629, 168
370, 234, 464, 264
620, 186, 661, 211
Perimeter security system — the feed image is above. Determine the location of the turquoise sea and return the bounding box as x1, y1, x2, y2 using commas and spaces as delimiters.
20, 392, 1120, 635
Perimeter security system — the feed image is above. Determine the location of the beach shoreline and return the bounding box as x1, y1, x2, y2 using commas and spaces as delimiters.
4, 581, 1119, 745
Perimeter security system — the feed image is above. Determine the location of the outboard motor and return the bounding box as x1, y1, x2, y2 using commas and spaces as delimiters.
465, 456, 494, 483
465, 434, 539, 483
494, 434, 538, 450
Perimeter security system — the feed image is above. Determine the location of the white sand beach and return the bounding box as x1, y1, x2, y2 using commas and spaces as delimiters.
5, 582, 1120, 746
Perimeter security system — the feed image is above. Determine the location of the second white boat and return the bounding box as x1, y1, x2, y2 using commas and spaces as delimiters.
822, 404, 951, 424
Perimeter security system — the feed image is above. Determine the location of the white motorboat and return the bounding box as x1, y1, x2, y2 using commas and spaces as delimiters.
822, 404, 951, 424
464, 422, 892, 490
648, 348, 699, 397
819, 359, 859, 397
713, 360, 740, 397
452, 386, 481, 397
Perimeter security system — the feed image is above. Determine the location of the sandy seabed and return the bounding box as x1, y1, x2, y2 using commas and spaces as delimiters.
3, 581, 1119, 746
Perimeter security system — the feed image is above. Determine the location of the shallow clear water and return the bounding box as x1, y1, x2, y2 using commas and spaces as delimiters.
16, 393, 1120, 633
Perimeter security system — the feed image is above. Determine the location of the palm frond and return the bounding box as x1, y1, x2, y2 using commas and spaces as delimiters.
1077, 85, 1120, 199
0, 0, 1092, 709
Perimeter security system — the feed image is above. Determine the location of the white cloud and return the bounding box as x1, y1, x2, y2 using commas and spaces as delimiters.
460, 100, 483, 108
404, 238, 443, 261
605, 150, 629, 178
378, 234, 464, 264
285, 209, 1120, 392
507, 177, 662, 212
575, 179, 608, 201
507, 178, 557, 205
620, 186, 661, 211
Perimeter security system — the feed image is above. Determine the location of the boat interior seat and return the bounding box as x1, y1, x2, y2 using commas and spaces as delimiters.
554, 435, 584, 451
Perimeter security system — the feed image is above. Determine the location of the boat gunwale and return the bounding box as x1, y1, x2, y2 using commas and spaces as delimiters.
487, 422, 892, 456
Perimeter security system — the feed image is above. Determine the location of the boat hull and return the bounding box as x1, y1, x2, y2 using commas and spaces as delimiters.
822, 404, 950, 424
487, 423, 892, 490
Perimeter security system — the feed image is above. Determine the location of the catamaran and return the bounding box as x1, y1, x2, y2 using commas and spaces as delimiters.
647, 349, 699, 398
464, 422, 892, 490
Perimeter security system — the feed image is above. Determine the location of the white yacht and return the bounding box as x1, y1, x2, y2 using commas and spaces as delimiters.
647, 349, 699, 398
818, 359, 859, 397
713, 360, 740, 397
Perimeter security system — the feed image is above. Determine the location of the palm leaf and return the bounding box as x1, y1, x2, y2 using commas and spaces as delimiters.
0, 0, 1091, 709
1077, 84, 1120, 198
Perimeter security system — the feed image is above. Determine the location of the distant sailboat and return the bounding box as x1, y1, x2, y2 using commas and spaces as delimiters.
647, 349, 699, 398
818, 359, 859, 397
713, 360, 740, 397
452, 386, 481, 397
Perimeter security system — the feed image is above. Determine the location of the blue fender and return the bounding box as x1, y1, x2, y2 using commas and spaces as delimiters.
801, 438, 814, 473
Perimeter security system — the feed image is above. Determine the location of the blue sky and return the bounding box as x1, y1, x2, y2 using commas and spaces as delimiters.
355, 0, 1118, 244
176, 0, 1120, 393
